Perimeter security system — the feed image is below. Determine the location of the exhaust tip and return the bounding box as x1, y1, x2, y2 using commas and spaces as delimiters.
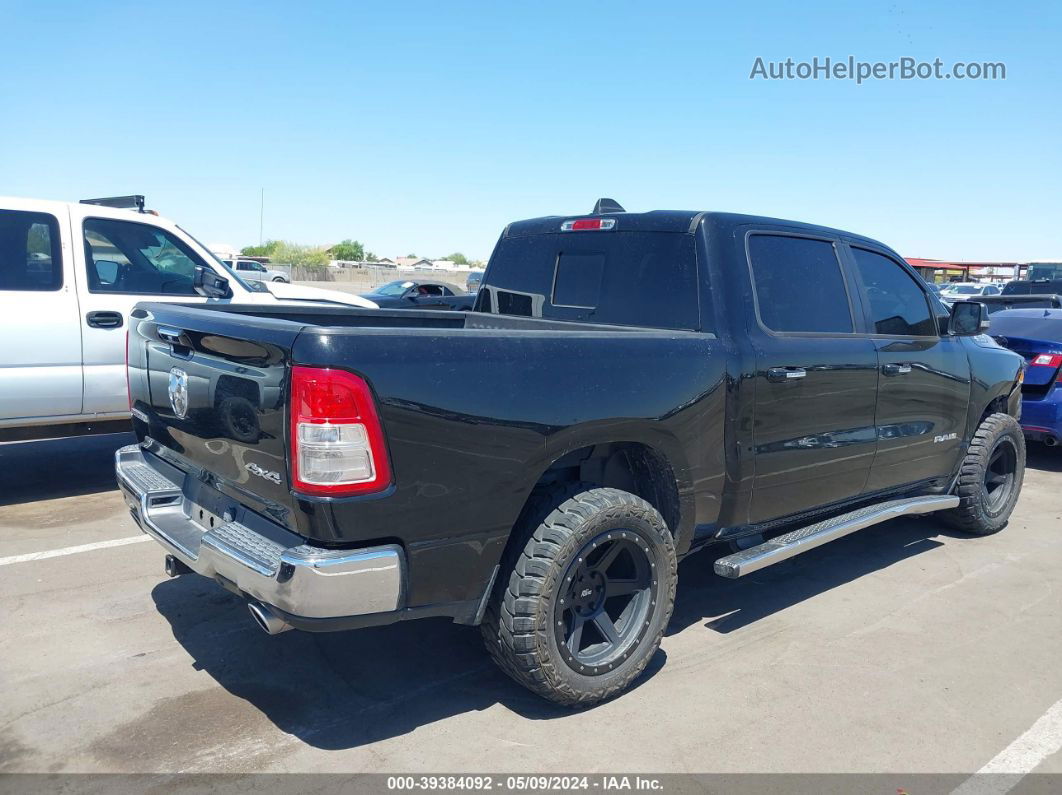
1045, 436, 1058, 447
248, 601, 293, 635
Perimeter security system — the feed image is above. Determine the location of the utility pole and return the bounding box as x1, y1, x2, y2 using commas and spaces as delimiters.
259, 188, 265, 246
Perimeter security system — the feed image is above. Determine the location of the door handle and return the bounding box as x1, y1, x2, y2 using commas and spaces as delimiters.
882, 363, 912, 376
86, 311, 124, 329
767, 367, 807, 382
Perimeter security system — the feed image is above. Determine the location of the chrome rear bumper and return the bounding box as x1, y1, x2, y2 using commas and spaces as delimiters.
115, 444, 405, 621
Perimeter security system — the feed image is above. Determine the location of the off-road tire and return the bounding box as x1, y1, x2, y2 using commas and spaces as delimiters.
943, 412, 1025, 535
481, 485, 677, 707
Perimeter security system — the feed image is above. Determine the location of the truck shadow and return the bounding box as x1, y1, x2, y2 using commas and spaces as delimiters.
668, 516, 957, 636
149, 576, 667, 750
145, 514, 973, 751
1026, 443, 1062, 473
0, 433, 135, 506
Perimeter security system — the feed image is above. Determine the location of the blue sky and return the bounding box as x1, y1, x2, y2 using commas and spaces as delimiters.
2, 1, 1059, 261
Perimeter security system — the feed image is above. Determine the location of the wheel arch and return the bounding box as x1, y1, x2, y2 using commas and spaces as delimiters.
497, 430, 694, 573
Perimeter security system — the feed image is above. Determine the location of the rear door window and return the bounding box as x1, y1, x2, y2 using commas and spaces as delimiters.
0, 209, 62, 291
747, 234, 853, 333
479, 231, 700, 330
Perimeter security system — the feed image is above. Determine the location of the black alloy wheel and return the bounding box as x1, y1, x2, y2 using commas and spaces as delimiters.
555, 532, 657, 675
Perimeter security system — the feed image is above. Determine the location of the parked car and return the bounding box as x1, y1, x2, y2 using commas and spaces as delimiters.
977, 294, 1062, 315
0, 194, 375, 443
466, 270, 484, 293
939, 282, 1001, 302
221, 258, 289, 283
1002, 279, 1062, 295
989, 308, 1062, 447
118, 201, 1024, 706
359, 279, 475, 310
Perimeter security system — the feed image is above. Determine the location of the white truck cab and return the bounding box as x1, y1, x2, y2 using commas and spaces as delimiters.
0, 195, 374, 441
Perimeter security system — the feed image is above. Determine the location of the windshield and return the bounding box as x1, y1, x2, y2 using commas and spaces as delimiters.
1028, 264, 1062, 281
373, 280, 414, 296
944, 285, 979, 294
477, 231, 700, 330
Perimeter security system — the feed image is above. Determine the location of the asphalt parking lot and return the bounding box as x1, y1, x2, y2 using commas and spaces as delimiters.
2, 434, 1061, 779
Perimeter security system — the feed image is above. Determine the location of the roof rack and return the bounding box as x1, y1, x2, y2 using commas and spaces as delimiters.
80, 195, 146, 213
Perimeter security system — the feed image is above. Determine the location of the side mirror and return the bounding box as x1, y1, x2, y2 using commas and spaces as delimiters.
94, 259, 121, 285
193, 265, 232, 299
949, 300, 990, 336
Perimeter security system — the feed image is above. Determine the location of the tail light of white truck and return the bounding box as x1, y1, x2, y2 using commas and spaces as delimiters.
289, 366, 392, 496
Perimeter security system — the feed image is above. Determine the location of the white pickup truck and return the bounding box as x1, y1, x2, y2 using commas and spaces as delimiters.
221, 258, 290, 283
0, 195, 375, 442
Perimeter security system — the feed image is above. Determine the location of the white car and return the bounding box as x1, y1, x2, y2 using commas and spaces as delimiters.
0, 195, 376, 442
222, 258, 290, 283
939, 282, 1001, 302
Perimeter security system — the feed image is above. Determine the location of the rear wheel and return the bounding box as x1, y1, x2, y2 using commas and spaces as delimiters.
943, 413, 1025, 535
481, 486, 677, 707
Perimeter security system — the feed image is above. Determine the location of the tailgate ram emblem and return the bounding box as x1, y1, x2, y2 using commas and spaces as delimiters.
168, 367, 189, 419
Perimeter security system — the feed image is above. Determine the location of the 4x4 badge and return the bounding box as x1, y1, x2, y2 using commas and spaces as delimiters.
246, 462, 282, 485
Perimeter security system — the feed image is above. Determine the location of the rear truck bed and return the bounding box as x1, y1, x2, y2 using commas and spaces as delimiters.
119, 301, 723, 631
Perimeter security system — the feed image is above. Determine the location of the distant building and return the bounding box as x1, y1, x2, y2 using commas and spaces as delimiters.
905, 257, 1023, 283
209, 242, 241, 260
395, 257, 434, 270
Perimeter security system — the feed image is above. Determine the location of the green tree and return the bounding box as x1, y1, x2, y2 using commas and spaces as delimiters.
269, 241, 330, 277
445, 252, 469, 265
330, 239, 366, 261
241, 240, 280, 257
365, 251, 378, 262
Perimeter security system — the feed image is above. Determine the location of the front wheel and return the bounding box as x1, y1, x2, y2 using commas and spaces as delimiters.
481, 486, 677, 707
943, 412, 1025, 535
272, 276, 288, 282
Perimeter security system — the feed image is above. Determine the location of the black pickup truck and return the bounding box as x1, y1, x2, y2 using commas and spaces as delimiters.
117, 202, 1026, 706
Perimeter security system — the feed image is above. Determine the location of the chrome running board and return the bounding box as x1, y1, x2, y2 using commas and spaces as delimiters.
713, 495, 960, 579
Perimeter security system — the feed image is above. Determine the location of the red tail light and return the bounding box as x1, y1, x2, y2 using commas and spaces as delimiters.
1030, 353, 1062, 368
560, 218, 616, 231
290, 366, 392, 496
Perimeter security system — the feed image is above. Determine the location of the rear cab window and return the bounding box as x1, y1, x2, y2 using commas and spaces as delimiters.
476, 231, 701, 330
0, 209, 62, 291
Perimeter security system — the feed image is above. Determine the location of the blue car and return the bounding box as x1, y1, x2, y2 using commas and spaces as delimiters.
990, 308, 1062, 447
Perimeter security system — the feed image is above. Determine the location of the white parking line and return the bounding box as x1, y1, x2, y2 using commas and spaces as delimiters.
952, 697, 1062, 795
0, 535, 151, 567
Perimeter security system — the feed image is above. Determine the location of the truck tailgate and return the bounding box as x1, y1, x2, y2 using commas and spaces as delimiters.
128, 304, 304, 527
